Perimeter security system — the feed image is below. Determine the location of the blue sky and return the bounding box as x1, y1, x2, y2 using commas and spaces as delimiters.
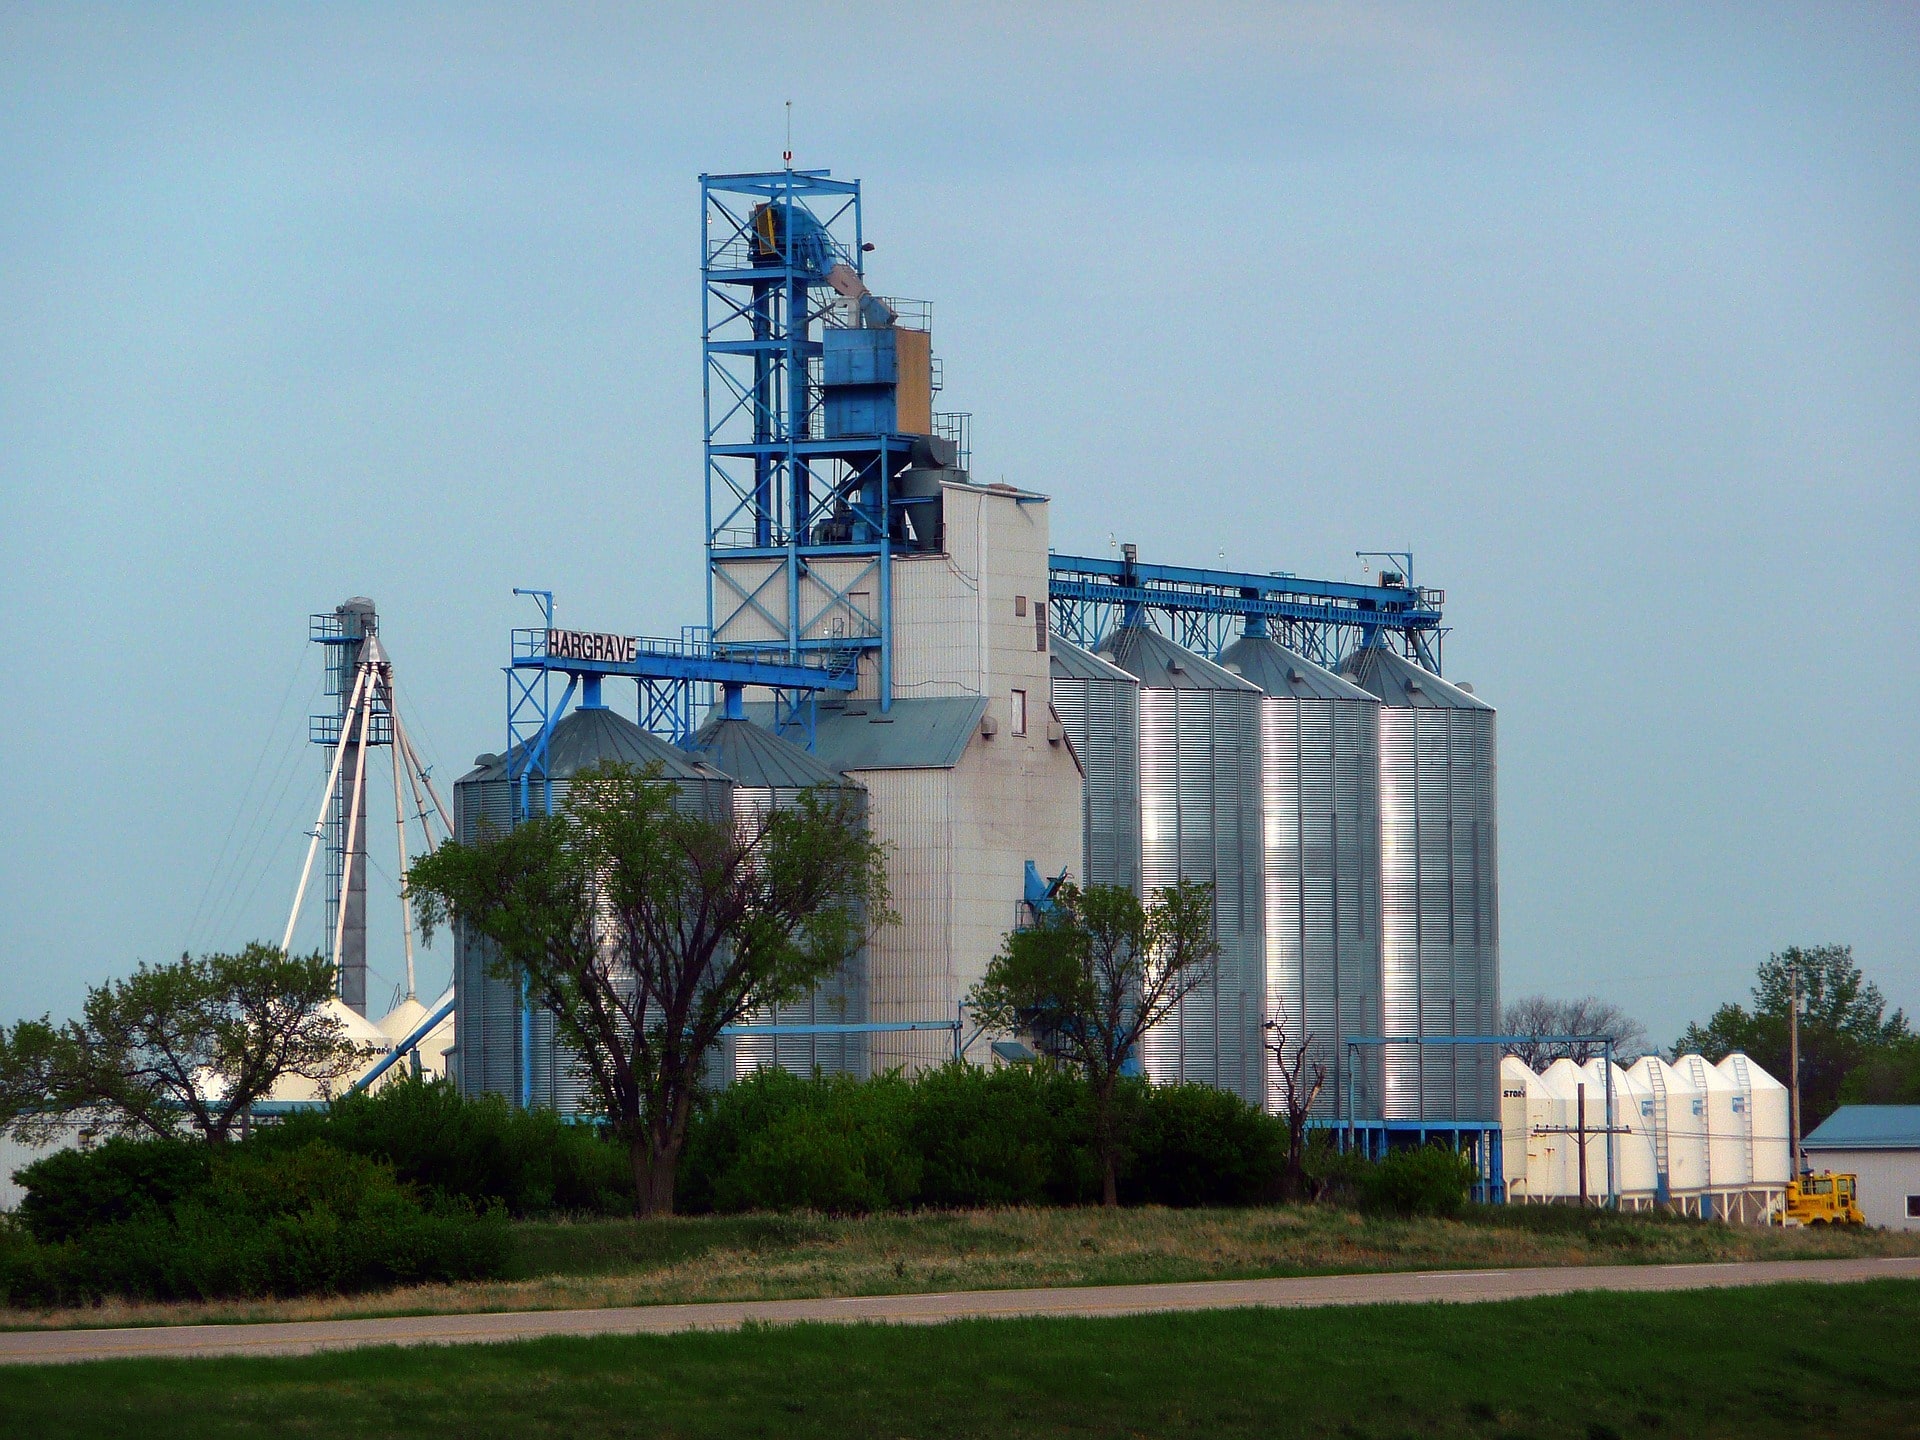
1, 4, 1914, 1043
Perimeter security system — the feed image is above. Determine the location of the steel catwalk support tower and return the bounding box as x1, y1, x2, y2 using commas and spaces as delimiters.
703, 170, 952, 718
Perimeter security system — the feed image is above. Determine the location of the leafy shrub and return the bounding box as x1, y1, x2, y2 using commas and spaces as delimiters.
1301, 1132, 1374, 1205
1360, 1144, 1477, 1217
259, 1076, 628, 1216
0, 1221, 66, 1306
678, 1064, 1286, 1213
906, 1062, 1098, 1208
714, 1102, 921, 1215
1125, 1083, 1286, 1207
681, 1070, 920, 1215
0, 1140, 508, 1307
15, 1136, 212, 1242
676, 1067, 829, 1213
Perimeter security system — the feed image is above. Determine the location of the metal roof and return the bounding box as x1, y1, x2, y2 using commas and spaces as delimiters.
1217, 634, 1376, 703
1049, 635, 1138, 685
462, 705, 728, 786
742, 695, 987, 772
685, 716, 861, 791
1096, 624, 1261, 693
1803, 1105, 1920, 1150
1339, 643, 1492, 711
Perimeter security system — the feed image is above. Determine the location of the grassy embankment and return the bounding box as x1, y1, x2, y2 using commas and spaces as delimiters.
0, 1280, 1916, 1438
5, 1201, 1918, 1331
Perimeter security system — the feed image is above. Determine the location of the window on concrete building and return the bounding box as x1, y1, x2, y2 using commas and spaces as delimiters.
1035, 600, 1047, 652
1014, 594, 1028, 617
1010, 688, 1027, 736
1908, 1194, 1920, 1219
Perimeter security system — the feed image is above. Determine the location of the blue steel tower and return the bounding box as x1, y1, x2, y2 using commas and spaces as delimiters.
702, 170, 950, 713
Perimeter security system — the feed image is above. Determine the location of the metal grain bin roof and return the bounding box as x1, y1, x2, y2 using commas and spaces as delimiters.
1339, 644, 1492, 711
685, 716, 861, 791
460, 705, 729, 786
1049, 635, 1139, 686
741, 695, 987, 772
1097, 625, 1261, 693
1217, 635, 1376, 703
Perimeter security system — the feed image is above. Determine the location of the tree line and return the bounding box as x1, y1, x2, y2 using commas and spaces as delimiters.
1, 760, 1223, 1216
7, 754, 1907, 1210
1503, 945, 1915, 1134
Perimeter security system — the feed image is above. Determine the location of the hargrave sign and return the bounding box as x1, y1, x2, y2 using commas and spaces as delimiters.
545, 628, 640, 665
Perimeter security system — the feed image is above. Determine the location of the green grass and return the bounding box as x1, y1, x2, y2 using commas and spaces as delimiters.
10, 1202, 1920, 1332
1, 1280, 1915, 1438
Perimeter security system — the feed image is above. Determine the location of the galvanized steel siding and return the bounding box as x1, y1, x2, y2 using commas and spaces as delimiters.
453, 764, 735, 1116
1260, 695, 1382, 1119
1137, 687, 1266, 1106
454, 774, 522, 1103
1050, 667, 1141, 891
1377, 707, 1498, 1121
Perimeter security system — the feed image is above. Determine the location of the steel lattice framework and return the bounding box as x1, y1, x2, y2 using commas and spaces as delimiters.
702, 169, 918, 708
1047, 549, 1448, 671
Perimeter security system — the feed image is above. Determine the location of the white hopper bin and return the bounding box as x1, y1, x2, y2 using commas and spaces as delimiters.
1682, 1052, 1742, 1197
1718, 1052, 1791, 1186
1500, 1056, 1556, 1202
1580, 1057, 1658, 1203
1535, 1058, 1610, 1202
1612, 1063, 1663, 1205
1630, 1056, 1708, 1201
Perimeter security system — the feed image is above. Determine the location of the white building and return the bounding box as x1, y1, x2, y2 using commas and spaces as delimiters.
731, 478, 1085, 1074
1802, 1105, 1920, 1231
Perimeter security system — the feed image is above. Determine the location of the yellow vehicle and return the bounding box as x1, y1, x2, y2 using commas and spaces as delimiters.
1779, 1171, 1866, 1227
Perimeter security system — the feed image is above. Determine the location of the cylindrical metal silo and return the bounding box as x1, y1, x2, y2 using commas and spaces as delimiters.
453, 703, 733, 1113
1048, 636, 1141, 892
1338, 645, 1497, 1126
683, 714, 869, 1080
1098, 625, 1265, 1107
1217, 632, 1382, 1121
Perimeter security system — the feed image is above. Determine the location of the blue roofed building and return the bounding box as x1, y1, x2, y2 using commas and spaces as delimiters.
1802, 1105, 1920, 1230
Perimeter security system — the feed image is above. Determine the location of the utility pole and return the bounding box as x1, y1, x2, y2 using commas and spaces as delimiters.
1788, 957, 1803, 1177
1577, 1082, 1588, 1207
1532, 1079, 1630, 1209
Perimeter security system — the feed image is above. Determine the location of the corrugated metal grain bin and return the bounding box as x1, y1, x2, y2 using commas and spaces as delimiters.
1048, 636, 1142, 892
1098, 625, 1266, 1106
453, 705, 733, 1113
1218, 633, 1382, 1120
1339, 645, 1498, 1125
684, 715, 870, 1080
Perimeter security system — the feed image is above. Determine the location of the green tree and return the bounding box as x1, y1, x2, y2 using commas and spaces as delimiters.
967, 880, 1219, 1208
407, 760, 890, 1216
1674, 944, 1910, 1131
0, 945, 369, 1145
1839, 1037, 1920, 1106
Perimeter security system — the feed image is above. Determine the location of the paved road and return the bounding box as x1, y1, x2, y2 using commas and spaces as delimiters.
3, 1256, 1916, 1366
